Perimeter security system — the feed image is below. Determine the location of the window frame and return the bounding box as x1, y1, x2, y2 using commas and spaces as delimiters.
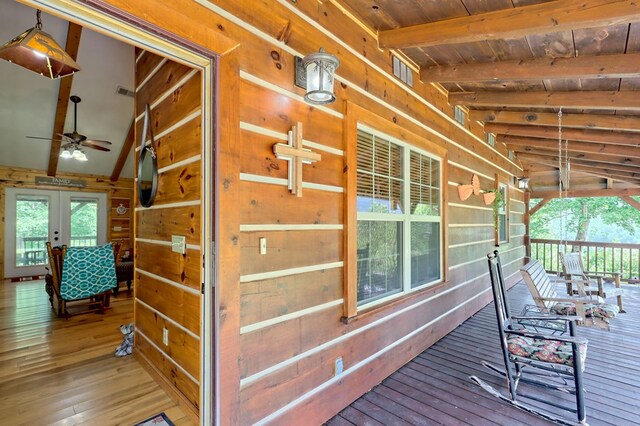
495, 177, 510, 245
344, 103, 448, 319
356, 125, 443, 308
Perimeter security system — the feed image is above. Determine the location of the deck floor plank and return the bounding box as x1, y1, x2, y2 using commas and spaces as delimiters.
329, 282, 640, 425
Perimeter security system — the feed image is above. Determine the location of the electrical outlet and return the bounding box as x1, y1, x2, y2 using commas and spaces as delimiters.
171, 235, 186, 254
162, 327, 169, 346
334, 357, 343, 376
259, 237, 267, 255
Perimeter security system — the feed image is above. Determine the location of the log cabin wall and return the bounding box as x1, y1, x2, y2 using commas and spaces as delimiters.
133, 50, 202, 414
95, 0, 524, 423
0, 166, 133, 279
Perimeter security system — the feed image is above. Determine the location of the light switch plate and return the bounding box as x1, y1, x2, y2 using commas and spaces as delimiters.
162, 327, 169, 345
171, 235, 186, 254
334, 357, 343, 376
259, 237, 267, 255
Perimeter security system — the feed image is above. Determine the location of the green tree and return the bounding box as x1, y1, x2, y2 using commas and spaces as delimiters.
530, 197, 640, 242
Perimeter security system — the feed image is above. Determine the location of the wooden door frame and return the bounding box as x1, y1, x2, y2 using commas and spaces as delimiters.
17, 1, 239, 424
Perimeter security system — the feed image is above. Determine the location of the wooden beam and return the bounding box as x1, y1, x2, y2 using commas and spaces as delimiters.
47, 23, 82, 177
500, 135, 640, 158
421, 53, 640, 83
469, 110, 640, 133
530, 156, 640, 183
533, 187, 640, 198
517, 152, 640, 175
110, 119, 135, 182
529, 198, 551, 216
511, 147, 640, 168
485, 123, 640, 146
621, 196, 640, 212
449, 91, 638, 110
378, 0, 640, 49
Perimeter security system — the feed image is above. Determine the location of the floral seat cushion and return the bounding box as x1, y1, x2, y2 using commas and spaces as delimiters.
507, 335, 587, 371
551, 302, 619, 320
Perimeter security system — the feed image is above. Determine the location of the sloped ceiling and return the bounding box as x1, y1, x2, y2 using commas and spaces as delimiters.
0, 0, 135, 178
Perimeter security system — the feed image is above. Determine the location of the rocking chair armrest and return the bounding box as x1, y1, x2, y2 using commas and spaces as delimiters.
511, 314, 583, 323
541, 296, 594, 304
506, 328, 588, 345
582, 270, 620, 278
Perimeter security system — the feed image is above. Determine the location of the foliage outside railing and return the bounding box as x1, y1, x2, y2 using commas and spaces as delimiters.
531, 238, 640, 283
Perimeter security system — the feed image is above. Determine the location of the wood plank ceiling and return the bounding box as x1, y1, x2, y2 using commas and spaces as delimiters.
340, 0, 640, 195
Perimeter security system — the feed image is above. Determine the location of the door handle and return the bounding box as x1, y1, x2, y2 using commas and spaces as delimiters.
54, 231, 59, 235
54, 237, 59, 241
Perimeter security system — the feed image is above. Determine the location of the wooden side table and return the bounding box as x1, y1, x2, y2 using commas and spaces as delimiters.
114, 260, 134, 295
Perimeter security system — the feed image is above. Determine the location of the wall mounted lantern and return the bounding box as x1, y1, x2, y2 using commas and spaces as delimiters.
517, 177, 530, 190
0, 9, 80, 79
294, 48, 339, 105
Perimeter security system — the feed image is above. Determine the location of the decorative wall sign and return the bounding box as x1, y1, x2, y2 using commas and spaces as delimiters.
116, 203, 128, 215
35, 176, 86, 188
273, 122, 321, 197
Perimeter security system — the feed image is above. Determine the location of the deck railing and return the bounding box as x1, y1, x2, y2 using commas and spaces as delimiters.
530, 238, 640, 283
17, 236, 98, 265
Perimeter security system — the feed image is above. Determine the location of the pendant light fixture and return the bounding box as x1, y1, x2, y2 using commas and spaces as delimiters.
0, 9, 80, 79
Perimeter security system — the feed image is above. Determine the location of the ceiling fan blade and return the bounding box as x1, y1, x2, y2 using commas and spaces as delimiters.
26, 136, 66, 142
84, 139, 112, 145
26, 136, 54, 140
83, 139, 113, 147
82, 143, 111, 152
57, 133, 75, 142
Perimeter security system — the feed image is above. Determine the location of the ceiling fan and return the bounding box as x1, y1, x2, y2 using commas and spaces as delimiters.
27, 95, 112, 161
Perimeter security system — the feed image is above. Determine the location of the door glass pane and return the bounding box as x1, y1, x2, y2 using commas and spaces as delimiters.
70, 198, 98, 247
15, 195, 49, 267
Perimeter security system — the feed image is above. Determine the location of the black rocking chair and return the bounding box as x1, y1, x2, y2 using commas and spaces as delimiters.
470, 251, 589, 425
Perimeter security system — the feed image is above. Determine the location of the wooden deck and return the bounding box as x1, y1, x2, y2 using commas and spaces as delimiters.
0, 280, 194, 425
329, 281, 640, 426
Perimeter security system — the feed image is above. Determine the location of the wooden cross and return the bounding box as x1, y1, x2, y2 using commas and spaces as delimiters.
273, 122, 321, 197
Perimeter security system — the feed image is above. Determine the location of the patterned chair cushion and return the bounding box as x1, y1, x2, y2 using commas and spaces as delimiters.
60, 243, 117, 300
507, 335, 587, 371
551, 302, 619, 320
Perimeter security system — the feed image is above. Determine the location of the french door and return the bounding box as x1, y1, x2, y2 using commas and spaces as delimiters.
4, 188, 107, 278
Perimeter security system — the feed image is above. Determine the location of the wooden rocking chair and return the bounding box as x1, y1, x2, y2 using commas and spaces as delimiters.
521, 259, 620, 330
561, 252, 625, 313
470, 251, 589, 425
45, 242, 118, 318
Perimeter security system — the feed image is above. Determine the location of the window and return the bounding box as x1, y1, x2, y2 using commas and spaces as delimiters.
454, 106, 466, 126
356, 127, 441, 307
497, 182, 509, 244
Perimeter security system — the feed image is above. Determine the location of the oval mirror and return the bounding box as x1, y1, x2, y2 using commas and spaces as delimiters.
137, 147, 158, 207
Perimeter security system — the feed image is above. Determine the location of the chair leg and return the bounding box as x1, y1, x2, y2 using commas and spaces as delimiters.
615, 274, 625, 313
575, 367, 586, 424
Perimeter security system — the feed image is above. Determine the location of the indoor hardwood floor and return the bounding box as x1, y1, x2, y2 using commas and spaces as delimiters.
0, 279, 194, 426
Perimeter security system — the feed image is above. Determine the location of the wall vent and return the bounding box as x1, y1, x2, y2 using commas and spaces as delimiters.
487, 133, 496, 147
116, 86, 135, 98
392, 55, 413, 87
454, 106, 466, 126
